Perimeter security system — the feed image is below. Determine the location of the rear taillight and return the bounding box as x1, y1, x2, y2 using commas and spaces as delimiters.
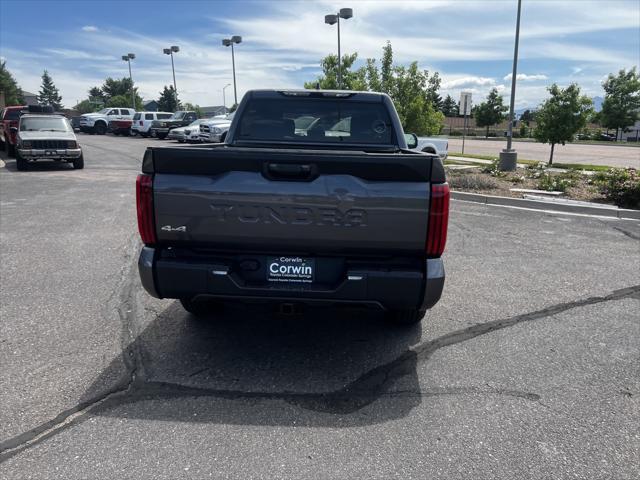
136, 174, 156, 245
426, 183, 450, 257
140, 121, 143, 126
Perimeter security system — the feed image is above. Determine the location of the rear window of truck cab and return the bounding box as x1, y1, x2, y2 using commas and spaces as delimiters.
236, 97, 396, 146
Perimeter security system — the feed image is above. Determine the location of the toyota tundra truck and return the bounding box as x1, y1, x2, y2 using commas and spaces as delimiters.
136, 89, 449, 325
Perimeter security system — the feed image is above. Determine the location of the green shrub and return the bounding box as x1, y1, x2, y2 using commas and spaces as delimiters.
449, 173, 499, 190
481, 159, 507, 178
537, 172, 575, 192
592, 168, 640, 208
525, 162, 547, 179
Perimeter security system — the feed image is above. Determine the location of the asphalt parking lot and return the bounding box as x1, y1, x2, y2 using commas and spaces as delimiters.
447, 138, 640, 168
1, 134, 639, 479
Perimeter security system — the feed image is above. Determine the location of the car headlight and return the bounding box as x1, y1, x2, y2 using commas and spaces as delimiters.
161, 122, 167, 127
21, 140, 32, 149
184, 130, 190, 135
213, 127, 222, 134
67, 140, 78, 149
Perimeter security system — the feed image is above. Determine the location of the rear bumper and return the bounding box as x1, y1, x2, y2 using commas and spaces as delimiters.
138, 247, 445, 311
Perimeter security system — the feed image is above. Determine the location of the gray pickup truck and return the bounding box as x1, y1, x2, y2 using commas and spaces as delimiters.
136, 89, 449, 324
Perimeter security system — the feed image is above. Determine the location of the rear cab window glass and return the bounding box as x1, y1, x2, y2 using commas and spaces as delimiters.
5, 109, 21, 120
236, 96, 395, 146
157, 113, 172, 119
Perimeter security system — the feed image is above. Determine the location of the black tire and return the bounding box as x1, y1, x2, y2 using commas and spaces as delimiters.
112, 131, 120, 136
6, 141, 15, 158
180, 297, 223, 318
72, 154, 84, 169
157, 133, 167, 140
94, 122, 107, 135
15, 150, 27, 171
150, 130, 157, 138
386, 308, 426, 325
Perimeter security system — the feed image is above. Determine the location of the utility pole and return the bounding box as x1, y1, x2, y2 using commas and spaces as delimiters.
499, 0, 522, 171
325, 8, 353, 89
122, 53, 136, 110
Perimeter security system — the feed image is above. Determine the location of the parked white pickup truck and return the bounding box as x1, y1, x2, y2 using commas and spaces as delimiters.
414, 137, 448, 161
79, 108, 136, 135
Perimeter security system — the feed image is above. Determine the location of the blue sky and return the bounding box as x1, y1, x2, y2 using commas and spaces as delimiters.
1, 0, 638, 109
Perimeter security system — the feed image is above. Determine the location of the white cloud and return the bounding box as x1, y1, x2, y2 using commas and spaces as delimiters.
503, 73, 548, 82
442, 77, 496, 89
81, 25, 98, 32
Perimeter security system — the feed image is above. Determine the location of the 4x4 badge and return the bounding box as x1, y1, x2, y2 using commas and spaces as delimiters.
161, 225, 187, 232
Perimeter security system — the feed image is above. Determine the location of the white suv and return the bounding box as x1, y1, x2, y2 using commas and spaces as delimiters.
131, 111, 173, 137
79, 108, 135, 135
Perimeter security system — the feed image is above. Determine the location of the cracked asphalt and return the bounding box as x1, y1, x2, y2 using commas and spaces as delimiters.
1, 134, 639, 479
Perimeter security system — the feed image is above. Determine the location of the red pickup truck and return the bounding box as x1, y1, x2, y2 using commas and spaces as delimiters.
1, 105, 26, 156
109, 118, 133, 136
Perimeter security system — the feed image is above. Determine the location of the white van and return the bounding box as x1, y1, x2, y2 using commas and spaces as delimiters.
131, 111, 173, 137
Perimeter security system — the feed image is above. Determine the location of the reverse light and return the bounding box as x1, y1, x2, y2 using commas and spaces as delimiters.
136, 174, 156, 245
426, 183, 450, 257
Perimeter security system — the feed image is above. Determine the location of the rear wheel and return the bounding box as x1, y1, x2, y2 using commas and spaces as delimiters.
15, 150, 27, 171
180, 297, 223, 318
94, 122, 107, 135
72, 154, 84, 169
386, 308, 426, 325
6, 141, 15, 157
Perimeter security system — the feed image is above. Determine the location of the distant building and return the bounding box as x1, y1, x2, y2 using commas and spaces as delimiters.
201, 105, 228, 117
22, 91, 38, 106
143, 100, 159, 112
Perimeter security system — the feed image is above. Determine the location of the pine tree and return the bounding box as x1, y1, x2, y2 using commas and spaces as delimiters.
441, 94, 459, 117
475, 88, 508, 137
157, 85, 178, 112
37, 70, 63, 109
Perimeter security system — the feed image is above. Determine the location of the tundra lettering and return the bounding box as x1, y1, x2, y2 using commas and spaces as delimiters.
210, 203, 367, 227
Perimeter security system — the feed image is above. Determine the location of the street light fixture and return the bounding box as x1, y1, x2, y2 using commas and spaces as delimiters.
222, 83, 231, 110
222, 36, 242, 106
121, 53, 136, 110
163, 45, 180, 110
324, 7, 353, 89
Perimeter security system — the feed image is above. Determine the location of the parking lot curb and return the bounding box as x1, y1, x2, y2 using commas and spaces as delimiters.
451, 191, 640, 220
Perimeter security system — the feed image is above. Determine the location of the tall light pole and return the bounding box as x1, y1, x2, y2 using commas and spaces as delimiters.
163, 46, 180, 110
222, 36, 242, 106
222, 83, 231, 110
324, 8, 353, 89
121, 53, 136, 110
499, 0, 522, 171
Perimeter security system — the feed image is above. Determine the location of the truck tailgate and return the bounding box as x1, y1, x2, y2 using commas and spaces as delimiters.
146, 146, 432, 255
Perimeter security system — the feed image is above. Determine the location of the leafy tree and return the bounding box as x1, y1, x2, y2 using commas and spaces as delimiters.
303, 52, 367, 90
600, 67, 640, 140
534, 83, 593, 164
182, 102, 204, 118
364, 58, 381, 92
474, 88, 508, 137
441, 94, 459, 116
0, 61, 24, 105
74, 99, 99, 114
380, 41, 394, 95
157, 85, 178, 112
100, 77, 142, 109
391, 62, 444, 135
426, 72, 442, 111
37, 70, 62, 109
519, 109, 536, 125
88, 86, 104, 102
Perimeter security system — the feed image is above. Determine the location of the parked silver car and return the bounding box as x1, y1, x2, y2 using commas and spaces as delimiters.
168, 119, 211, 143
14, 113, 83, 171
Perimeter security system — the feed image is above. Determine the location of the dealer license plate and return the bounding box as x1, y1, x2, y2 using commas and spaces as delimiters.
267, 256, 314, 283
